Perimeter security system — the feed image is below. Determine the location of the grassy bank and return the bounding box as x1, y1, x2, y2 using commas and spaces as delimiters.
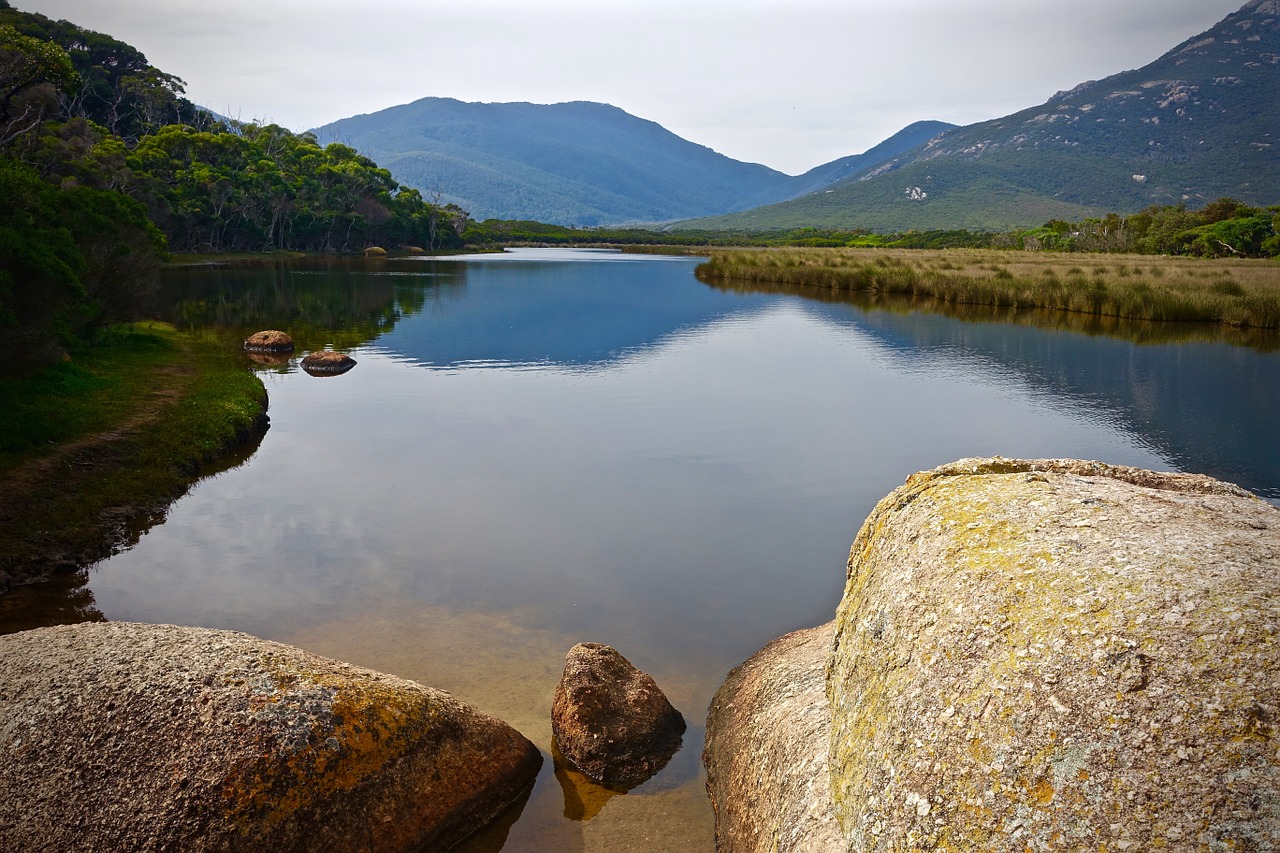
695, 249, 1280, 329
0, 323, 268, 596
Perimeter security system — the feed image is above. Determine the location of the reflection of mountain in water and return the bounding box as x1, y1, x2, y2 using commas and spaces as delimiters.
376, 256, 772, 369
812, 301, 1280, 501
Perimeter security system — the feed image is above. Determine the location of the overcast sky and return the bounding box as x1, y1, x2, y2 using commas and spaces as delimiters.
22, 0, 1245, 175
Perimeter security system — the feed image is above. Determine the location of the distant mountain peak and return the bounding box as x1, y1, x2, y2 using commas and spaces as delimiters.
1240, 0, 1279, 14
677, 2, 1278, 232
312, 101, 952, 225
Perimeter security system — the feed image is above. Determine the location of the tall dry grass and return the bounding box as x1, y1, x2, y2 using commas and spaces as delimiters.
695, 248, 1280, 329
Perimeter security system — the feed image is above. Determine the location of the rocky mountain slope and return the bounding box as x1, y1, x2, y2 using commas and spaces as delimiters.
683, 0, 1279, 231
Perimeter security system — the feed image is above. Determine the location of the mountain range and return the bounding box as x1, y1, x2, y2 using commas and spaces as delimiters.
311, 101, 950, 226
315, 0, 1278, 230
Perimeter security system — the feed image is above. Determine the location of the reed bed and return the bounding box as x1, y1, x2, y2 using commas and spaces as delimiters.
695, 248, 1280, 330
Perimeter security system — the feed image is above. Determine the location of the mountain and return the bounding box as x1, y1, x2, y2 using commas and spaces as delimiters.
310, 99, 952, 226
782, 121, 955, 197
681, 0, 1280, 232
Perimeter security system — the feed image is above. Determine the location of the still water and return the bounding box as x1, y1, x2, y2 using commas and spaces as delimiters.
77, 250, 1280, 849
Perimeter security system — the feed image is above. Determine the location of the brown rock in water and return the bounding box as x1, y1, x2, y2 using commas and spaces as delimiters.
243, 330, 294, 352
0, 622, 542, 853
363, 246, 387, 256
705, 457, 1280, 851
552, 642, 686, 788
301, 350, 356, 376
704, 622, 842, 853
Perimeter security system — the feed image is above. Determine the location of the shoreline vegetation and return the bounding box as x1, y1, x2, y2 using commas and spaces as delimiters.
0, 322, 267, 603
694, 248, 1280, 331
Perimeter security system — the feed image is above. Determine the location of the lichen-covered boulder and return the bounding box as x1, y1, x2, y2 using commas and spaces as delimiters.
300, 350, 356, 376
829, 458, 1280, 851
704, 622, 842, 853
0, 622, 542, 852
552, 642, 685, 788
243, 330, 294, 352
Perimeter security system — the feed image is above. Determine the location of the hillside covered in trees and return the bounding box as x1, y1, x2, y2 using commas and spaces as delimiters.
0, 0, 468, 369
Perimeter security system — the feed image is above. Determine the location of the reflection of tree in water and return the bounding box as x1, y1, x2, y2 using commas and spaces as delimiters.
706, 279, 1280, 353
709, 278, 1280, 501
153, 258, 467, 354
0, 426, 267, 636
0, 569, 105, 634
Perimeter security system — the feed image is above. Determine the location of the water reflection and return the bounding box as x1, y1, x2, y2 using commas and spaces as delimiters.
708, 281, 1279, 501
0, 425, 267, 634
9, 250, 1277, 851
153, 257, 465, 357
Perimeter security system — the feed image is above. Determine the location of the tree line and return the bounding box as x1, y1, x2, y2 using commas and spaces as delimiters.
467, 203, 1279, 258
0, 1, 468, 370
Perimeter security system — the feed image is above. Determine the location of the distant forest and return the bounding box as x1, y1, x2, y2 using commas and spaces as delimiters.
470, 201, 1280, 259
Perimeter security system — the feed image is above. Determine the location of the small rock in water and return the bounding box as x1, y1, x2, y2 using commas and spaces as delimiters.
301, 350, 356, 376
244, 330, 294, 352
552, 642, 685, 788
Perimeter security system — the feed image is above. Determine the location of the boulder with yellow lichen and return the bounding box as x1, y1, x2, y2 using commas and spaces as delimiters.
706, 457, 1280, 851
0, 622, 542, 852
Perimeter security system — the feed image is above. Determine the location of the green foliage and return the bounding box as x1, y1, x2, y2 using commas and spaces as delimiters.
0, 23, 74, 145
0, 157, 165, 361
122, 124, 469, 253
1008, 200, 1279, 259
0, 4, 201, 141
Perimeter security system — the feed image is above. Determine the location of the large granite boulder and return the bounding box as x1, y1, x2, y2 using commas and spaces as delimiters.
707, 458, 1280, 851
0, 622, 542, 852
704, 622, 842, 852
552, 642, 686, 788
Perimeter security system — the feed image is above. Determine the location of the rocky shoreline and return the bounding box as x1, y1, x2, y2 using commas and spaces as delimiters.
3, 457, 1277, 850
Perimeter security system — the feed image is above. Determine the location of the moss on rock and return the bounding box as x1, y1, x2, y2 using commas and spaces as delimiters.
828, 458, 1280, 851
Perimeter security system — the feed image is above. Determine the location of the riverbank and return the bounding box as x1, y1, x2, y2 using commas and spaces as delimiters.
0, 322, 268, 603
695, 248, 1280, 329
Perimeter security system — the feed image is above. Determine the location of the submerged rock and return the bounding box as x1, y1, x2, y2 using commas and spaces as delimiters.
706, 457, 1280, 851
243, 330, 294, 353
704, 622, 842, 853
552, 642, 685, 788
301, 350, 356, 376
0, 622, 542, 852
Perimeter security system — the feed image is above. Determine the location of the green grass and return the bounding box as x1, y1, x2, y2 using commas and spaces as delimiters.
0, 323, 268, 592
695, 248, 1280, 330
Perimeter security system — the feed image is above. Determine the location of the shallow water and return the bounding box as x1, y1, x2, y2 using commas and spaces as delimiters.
36, 249, 1280, 849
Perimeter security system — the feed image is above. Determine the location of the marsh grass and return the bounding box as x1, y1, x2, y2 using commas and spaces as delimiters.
695, 248, 1280, 330
0, 323, 268, 589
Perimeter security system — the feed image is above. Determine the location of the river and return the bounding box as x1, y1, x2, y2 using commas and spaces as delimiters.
29, 249, 1280, 850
